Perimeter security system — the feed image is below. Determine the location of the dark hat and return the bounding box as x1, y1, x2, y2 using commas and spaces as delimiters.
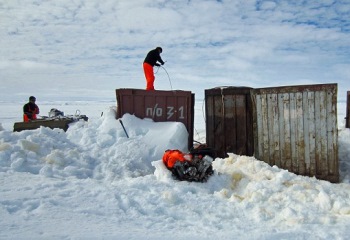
156, 47, 162, 53
29, 96, 36, 101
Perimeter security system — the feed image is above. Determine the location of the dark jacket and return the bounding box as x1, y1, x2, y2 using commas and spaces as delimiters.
23, 102, 39, 119
144, 49, 164, 67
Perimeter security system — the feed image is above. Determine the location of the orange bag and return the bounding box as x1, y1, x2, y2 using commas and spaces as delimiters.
162, 150, 186, 169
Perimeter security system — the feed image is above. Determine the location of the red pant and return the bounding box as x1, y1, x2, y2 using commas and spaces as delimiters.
23, 113, 37, 122
143, 62, 155, 90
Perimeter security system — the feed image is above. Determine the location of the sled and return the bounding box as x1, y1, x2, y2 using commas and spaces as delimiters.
13, 115, 88, 132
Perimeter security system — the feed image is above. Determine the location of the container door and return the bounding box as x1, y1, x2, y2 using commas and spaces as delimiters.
205, 87, 254, 158
251, 83, 339, 182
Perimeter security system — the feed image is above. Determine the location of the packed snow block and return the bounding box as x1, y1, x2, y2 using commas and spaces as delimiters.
152, 160, 174, 183
115, 88, 194, 149
205, 84, 339, 183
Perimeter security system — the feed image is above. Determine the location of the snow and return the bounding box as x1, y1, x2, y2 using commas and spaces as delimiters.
1, 100, 350, 239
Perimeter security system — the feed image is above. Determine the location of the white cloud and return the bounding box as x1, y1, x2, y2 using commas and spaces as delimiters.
0, 0, 349, 101
260, 1, 277, 10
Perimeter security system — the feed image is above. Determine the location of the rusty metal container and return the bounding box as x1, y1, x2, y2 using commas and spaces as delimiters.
346, 91, 350, 128
205, 87, 254, 158
251, 83, 338, 183
115, 89, 194, 149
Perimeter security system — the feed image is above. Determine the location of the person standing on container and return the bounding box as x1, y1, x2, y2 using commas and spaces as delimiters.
143, 47, 165, 90
23, 96, 39, 122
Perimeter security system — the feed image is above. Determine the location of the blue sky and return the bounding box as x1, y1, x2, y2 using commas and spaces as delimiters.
1, 0, 349, 101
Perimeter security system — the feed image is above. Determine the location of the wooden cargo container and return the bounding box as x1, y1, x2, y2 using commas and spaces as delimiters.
205, 87, 254, 158
251, 83, 338, 182
205, 84, 339, 182
346, 91, 350, 128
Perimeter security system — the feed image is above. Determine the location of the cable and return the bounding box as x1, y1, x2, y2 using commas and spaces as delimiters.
160, 65, 173, 90
154, 66, 160, 74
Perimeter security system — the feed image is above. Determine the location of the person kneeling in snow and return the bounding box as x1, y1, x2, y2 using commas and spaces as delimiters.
23, 96, 39, 122
162, 146, 215, 182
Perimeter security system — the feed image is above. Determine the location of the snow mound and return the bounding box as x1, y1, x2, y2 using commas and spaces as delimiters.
0, 107, 189, 182
212, 153, 350, 224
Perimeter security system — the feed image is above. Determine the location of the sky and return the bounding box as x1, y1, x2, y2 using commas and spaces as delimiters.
1, 104, 350, 239
1, 0, 350, 102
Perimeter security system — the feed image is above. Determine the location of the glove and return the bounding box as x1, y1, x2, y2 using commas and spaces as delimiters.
155, 63, 160, 67
162, 62, 165, 65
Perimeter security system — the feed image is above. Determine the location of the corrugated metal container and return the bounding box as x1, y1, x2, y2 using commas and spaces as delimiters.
346, 91, 350, 128
205, 87, 254, 158
251, 83, 339, 182
116, 88, 194, 149
205, 84, 339, 183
